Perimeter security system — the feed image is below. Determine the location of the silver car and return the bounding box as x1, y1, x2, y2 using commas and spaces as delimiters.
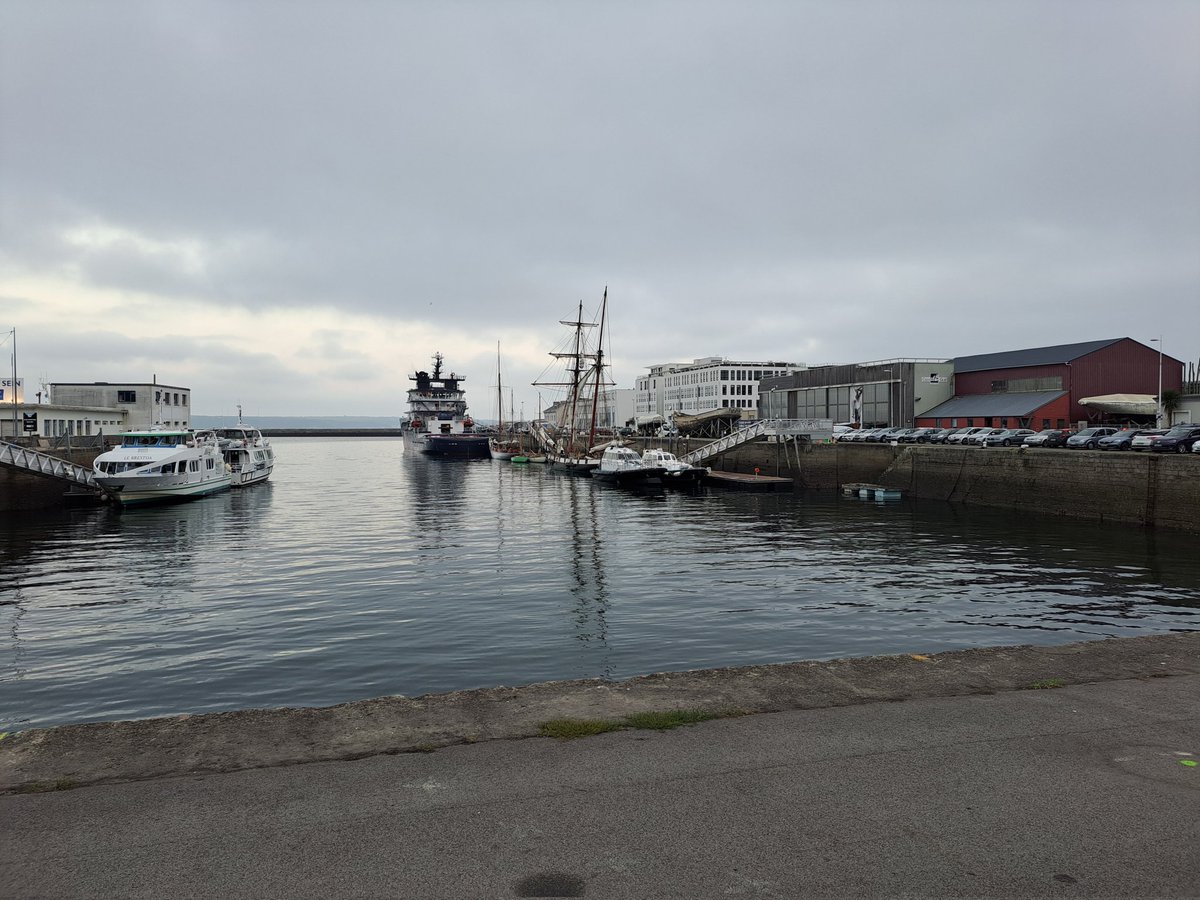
946, 427, 990, 445
1131, 429, 1168, 450
1065, 427, 1118, 450
981, 428, 1036, 447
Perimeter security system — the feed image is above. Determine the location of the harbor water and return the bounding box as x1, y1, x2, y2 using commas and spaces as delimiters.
2, 436, 1199, 732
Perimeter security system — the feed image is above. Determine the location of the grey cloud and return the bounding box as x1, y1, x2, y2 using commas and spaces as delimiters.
2, 0, 1197, 415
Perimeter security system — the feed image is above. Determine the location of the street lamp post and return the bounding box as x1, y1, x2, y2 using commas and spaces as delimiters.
1151, 337, 1163, 427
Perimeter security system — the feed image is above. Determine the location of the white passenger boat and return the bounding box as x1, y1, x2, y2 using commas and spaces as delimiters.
641, 448, 708, 486
214, 415, 275, 487
92, 427, 232, 506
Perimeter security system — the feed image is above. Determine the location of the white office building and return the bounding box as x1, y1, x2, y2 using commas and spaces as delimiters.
635, 357, 805, 422
50, 381, 192, 432
4, 380, 194, 439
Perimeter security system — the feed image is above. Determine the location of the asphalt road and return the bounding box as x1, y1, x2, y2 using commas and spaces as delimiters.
4, 674, 1198, 899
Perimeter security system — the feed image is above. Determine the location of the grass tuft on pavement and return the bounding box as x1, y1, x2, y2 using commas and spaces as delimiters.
539, 718, 626, 740
1027, 678, 1065, 690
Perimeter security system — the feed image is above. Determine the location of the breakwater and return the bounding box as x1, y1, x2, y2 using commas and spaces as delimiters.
259, 428, 403, 437
717, 440, 1200, 532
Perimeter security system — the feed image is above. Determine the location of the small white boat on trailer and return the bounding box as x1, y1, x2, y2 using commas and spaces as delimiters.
93, 427, 231, 506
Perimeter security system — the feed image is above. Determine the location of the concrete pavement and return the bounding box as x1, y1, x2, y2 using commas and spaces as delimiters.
2, 635, 1199, 898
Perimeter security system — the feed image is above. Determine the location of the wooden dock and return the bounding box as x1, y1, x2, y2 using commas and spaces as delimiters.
704, 471, 793, 492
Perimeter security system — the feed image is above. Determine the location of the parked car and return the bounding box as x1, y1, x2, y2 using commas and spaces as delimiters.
965, 428, 1005, 446
946, 427, 990, 445
1065, 427, 1119, 450
1131, 429, 1168, 451
1097, 428, 1148, 451
981, 428, 1036, 447
850, 428, 882, 442
1023, 428, 1073, 448
1149, 424, 1200, 453
926, 428, 960, 444
898, 427, 942, 443
874, 427, 909, 443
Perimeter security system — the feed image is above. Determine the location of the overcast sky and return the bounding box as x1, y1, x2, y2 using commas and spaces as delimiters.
2, 0, 1197, 418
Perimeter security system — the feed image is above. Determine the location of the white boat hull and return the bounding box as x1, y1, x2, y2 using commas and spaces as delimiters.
93, 426, 237, 506
229, 463, 273, 487
94, 472, 232, 506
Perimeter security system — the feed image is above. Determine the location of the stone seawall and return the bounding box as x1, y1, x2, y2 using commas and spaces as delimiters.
0, 449, 103, 513
715, 440, 1200, 532
880, 445, 1200, 531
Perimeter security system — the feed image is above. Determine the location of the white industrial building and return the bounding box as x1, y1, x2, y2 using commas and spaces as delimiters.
1, 380, 192, 439
635, 357, 805, 422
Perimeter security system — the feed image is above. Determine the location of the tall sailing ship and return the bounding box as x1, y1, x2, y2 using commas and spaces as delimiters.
400, 353, 490, 459
532, 288, 614, 476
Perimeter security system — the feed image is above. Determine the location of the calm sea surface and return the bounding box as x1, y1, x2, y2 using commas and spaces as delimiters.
2, 437, 1198, 731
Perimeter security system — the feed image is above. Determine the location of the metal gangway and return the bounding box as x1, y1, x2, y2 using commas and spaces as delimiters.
0, 440, 98, 489
678, 418, 833, 466
530, 421, 560, 455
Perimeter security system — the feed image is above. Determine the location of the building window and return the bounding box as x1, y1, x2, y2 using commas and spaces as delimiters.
117, 390, 136, 402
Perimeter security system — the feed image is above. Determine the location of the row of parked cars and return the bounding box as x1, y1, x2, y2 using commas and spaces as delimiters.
836, 424, 1200, 452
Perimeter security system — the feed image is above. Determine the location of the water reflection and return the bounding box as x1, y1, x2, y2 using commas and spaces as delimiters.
1, 438, 1198, 731
563, 476, 609, 662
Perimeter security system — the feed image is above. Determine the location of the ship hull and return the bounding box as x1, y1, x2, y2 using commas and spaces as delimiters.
423, 434, 491, 459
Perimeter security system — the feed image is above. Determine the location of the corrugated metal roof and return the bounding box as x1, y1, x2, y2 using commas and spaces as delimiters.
921, 391, 1068, 418
953, 338, 1123, 374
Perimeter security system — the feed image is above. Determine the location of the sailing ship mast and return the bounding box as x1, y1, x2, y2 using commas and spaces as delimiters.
496, 341, 504, 437
586, 287, 608, 450
534, 300, 599, 458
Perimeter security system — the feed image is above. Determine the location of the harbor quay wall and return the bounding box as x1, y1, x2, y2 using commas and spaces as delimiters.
714, 440, 1200, 532
0, 449, 103, 513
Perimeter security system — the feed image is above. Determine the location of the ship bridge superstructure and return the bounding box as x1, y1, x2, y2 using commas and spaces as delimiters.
406, 352, 470, 425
